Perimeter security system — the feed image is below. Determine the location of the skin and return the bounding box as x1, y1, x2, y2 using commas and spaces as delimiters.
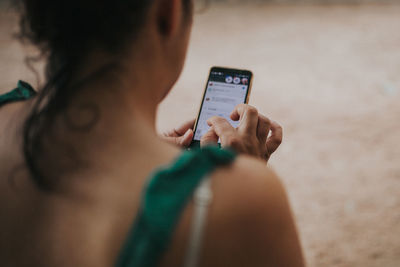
162, 104, 283, 163
0, 0, 304, 266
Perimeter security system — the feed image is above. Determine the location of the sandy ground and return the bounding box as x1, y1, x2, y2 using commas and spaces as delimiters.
1, 3, 400, 267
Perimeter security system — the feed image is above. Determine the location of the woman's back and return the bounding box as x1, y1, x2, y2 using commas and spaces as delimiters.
0, 0, 304, 265
0, 93, 181, 266
0, 96, 302, 267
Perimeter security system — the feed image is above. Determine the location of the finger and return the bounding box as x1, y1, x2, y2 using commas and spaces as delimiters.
162, 129, 193, 147
266, 121, 283, 155
257, 114, 271, 144
180, 129, 194, 147
207, 116, 236, 140
174, 118, 196, 136
207, 116, 240, 148
200, 127, 219, 147
230, 104, 258, 135
163, 118, 195, 138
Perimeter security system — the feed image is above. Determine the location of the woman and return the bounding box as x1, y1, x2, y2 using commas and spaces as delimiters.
0, 0, 304, 266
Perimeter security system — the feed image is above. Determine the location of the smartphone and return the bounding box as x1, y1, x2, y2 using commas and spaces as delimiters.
189, 66, 253, 149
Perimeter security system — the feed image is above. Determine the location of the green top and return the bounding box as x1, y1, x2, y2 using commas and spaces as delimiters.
0, 80, 37, 106
0, 81, 237, 267
117, 146, 236, 267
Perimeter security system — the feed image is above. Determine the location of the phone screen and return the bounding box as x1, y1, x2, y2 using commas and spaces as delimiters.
192, 67, 252, 143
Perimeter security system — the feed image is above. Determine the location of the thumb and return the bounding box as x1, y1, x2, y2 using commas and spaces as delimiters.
160, 129, 193, 147
200, 127, 219, 147
180, 129, 194, 147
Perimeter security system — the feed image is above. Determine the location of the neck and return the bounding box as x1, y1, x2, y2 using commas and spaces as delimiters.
34, 48, 176, 189
76, 62, 164, 149
74, 50, 167, 132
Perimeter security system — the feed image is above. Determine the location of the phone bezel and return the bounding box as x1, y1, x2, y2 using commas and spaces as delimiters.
189, 66, 253, 149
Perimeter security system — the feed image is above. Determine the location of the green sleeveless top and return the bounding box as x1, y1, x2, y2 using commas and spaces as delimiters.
0, 80, 37, 106
1, 81, 237, 267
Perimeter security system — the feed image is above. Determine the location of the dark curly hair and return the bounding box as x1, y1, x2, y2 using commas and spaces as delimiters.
16, 0, 191, 190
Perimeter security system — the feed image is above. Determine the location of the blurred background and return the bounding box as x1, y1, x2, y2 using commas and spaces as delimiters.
1, 0, 400, 266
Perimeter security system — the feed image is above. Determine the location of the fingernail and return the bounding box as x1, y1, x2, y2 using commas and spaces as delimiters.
184, 129, 191, 138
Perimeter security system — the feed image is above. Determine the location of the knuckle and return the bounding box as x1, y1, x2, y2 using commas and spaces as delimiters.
273, 121, 283, 131
246, 106, 258, 116
166, 129, 175, 136
211, 116, 225, 123
274, 137, 282, 146
262, 116, 271, 125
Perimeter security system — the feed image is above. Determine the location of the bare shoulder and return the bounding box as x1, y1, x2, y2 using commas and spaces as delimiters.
210, 155, 290, 225
214, 154, 285, 209
197, 155, 304, 267
205, 155, 304, 267
161, 155, 304, 267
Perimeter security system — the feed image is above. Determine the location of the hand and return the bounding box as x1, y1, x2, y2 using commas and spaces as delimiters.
160, 119, 195, 148
201, 104, 283, 162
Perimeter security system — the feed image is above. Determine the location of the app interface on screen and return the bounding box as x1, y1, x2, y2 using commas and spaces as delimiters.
194, 70, 250, 141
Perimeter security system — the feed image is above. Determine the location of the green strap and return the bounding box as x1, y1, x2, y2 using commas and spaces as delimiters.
117, 146, 236, 267
0, 80, 37, 106
0, 81, 234, 267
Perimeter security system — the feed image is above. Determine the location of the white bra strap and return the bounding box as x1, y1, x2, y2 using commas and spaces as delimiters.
183, 176, 213, 267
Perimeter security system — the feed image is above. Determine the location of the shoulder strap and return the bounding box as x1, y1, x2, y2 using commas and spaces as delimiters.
0, 80, 36, 106
183, 175, 213, 267
116, 146, 236, 267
